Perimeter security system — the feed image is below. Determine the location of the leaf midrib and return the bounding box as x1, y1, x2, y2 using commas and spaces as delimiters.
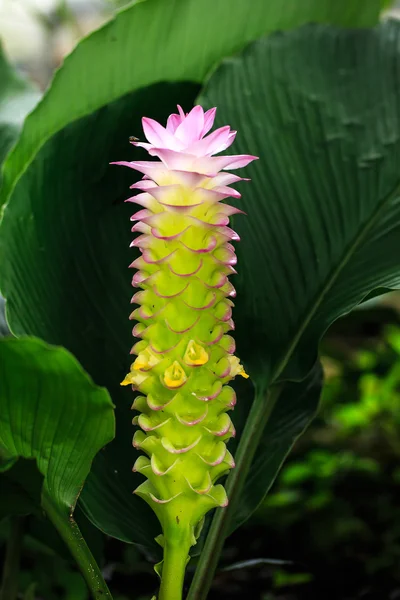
273, 178, 400, 382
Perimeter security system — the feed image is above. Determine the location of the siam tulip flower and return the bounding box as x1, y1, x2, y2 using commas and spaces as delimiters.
113, 105, 257, 600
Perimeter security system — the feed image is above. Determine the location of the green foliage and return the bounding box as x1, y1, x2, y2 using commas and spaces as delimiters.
0, 0, 387, 553
0, 337, 115, 516
230, 365, 322, 531
326, 327, 400, 456
0, 337, 115, 599
0, 0, 399, 597
0, 0, 382, 207
189, 21, 400, 596
252, 324, 400, 594
200, 21, 400, 385
273, 570, 313, 588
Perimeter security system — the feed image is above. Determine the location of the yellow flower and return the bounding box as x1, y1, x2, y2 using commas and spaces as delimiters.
120, 370, 149, 387
183, 340, 209, 366
133, 349, 159, 371
163, 361, 187, 388
227, 356, 249, 379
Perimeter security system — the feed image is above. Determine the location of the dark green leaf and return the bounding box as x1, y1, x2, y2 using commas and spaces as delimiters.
232, 365, 322, 530
199, 21, 400, 386
0, 337, 115, 517
187, 21, 400, 569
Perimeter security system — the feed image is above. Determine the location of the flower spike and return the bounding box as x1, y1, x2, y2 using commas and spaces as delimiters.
114, 105, 257, 600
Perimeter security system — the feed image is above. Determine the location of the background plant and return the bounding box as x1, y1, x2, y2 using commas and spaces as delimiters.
0, 0, 400, 599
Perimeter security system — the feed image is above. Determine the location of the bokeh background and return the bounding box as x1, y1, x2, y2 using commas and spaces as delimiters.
1, 1, 400, 599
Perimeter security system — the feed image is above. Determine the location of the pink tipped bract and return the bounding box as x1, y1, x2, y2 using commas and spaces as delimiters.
114, 104, 257, 175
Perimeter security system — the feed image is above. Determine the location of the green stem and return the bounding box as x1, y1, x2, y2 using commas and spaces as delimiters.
0, 516, 24, 600
159, 526, 192, 600
42, 491, 113, 600
186, 384, 283, 600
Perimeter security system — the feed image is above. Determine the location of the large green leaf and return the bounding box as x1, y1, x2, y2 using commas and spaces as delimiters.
0, 0, 382, 207
0, 338, 115, 597
199, 20, 400, 387
231, 365, 322, 531
0, 2, 386, 548
188, 24, 400, 592
0, 43, 39, 191
0, 337, 115, 516
190, 21, 400, 556
191, 365, 321, 554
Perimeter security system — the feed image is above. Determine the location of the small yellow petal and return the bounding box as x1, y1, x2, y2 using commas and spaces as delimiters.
133, 361, 147, 371
120, 371, 148, 387
239, 367, 249, 379
163, 361, 187, 388
121, 372, 136, 386
132, 349, 159, 371
184, 340, 209, 366
227, 356, 250, 380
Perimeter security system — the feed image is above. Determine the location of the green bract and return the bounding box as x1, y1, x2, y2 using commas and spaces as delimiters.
115, 105, 256, 599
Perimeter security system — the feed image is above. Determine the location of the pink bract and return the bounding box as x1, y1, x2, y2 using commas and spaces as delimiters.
112, 105, 257, 176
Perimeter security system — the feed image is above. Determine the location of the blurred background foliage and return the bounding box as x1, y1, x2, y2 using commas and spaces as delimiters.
0, 0, 129, 88
1, 1, 400, 599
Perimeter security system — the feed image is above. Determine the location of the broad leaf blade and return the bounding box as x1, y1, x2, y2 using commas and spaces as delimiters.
0, 0, 382, 206
193, 367, 321, 549
0, 337, 115, 515
232, 365, 322, 530
199, 21, 400, 386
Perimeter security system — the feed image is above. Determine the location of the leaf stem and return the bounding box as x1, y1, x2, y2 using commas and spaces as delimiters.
186, 383, 283, 600
42, 491, 113, 600
0, 516, 24, 600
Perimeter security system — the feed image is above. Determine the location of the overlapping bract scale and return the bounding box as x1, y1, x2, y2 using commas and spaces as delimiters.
113, 104, 256, 548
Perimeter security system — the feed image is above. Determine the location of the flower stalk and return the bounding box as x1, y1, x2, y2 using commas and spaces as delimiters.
114, 105, 257, 599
